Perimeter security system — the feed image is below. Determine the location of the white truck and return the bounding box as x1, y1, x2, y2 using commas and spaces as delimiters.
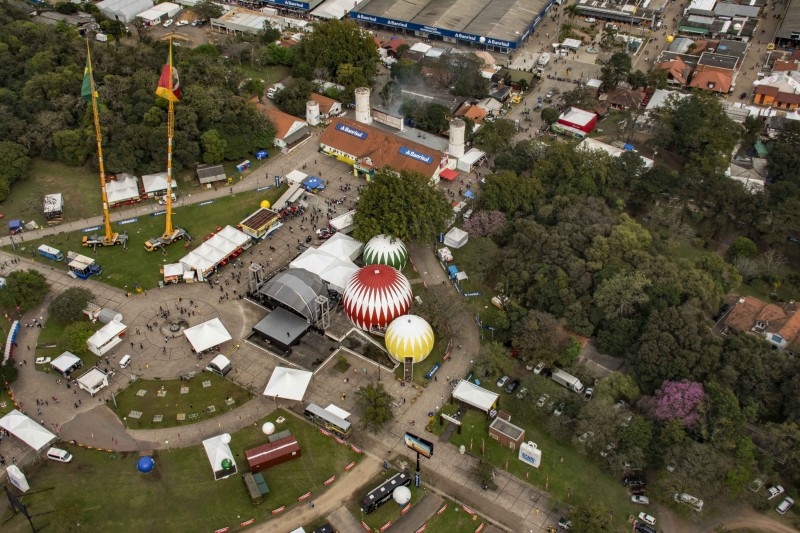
551, 369, 584, 393
534, 53, 551, 76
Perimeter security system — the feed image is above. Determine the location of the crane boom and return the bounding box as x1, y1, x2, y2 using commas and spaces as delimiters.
163, 38, 175, 239
86, 39, 114, 244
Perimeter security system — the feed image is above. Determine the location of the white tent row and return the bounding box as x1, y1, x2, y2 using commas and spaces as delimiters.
0, 410, 56, 453
183, 318, 232, 352
289, 247, 358, 293
179, 225, 250, 276
141, 172, 177, 197
452, 380, 499, 413
263, 366, 312, 401
106, 174, 140, 205
87, 320, 126, 356
51, 352, 82, 375
444, 227, 469, 249
318, 232, 363, 262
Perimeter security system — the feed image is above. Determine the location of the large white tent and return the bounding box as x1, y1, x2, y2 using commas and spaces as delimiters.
202, 434, 237, 480
184, 318, 232, 352
0, 410, 56, 452
98, 0, 153, 22
318, 232, 363, 262
289, 248, 358, 293
141, 172, 177, 197
106, 174, 140, 205
321, 262, 359, 294
263, 366, 312, 401
452, 380, 499, 413
51, 352, 82, 376
444, 227, 469, 249
87, 320, 127, 356
180, 225, 250, 277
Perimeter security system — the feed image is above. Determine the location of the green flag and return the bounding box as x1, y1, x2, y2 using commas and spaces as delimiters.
81, 54, 96, 102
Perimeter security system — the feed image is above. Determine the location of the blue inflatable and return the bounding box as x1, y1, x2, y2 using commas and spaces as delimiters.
137, 456, 155, 474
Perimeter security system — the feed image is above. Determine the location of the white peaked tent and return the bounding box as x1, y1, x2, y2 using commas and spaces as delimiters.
444, 227, 469, 249
322, 261, 358, 294
289, 248, 358, 293
263, 366, 313, 401
202, 434, 237, 480
318, 232, 363, 262
87, 320, 127, 356
452, 380, 499, 414
0, 410, 56, 452
183, 318, 232, 352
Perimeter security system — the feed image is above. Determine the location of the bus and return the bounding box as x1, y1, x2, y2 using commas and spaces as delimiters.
359, 472, 411, 514
303, 403, 352, 438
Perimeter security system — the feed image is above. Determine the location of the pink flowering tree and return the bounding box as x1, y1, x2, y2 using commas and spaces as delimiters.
654, 380, 705, 427
462, 210, 507, 237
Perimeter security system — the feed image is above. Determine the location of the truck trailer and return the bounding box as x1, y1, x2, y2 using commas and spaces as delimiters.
551, 369, 584, 393
245, 435, 301, 473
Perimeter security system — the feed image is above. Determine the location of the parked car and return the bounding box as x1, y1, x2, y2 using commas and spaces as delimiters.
46, 447, 73, 463
35, 357, 52, 365
583, 387, 593, 401
533, 362, 545, 374
516, 387, 529, 400
620, 412, 633, 427
545, 90, 554, 99
600, 443, 616, 457
631, 495, 650, 505
558, 517, 571, 529
163, 19, 174, 27
776, 496, 794, 514
666, 460, 677, 473
536, 394, 549, 408
767, 485, 785, 500
629, 485, 646, 496
614, 400, 627, 411
714, 303, 731, 320
578, 431, 595, 443
553, 403, 565, 417
177, 20, 189, 27
496, 375, 509, 388
637, 512, 656, 526
585, 17, 597, 23
505, 379, 520, 393
624, 476, 646, 487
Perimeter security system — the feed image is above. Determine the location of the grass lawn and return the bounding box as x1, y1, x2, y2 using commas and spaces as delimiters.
3, 409, 360, 533
110, 374, 253, 429
0, 388, 14, 416
240, 64, 290, 86
346, 470, 425, 530
424, 499, 487, 533
4, 184, 287, 291
448, 409, 632, 531
394, 337, 449, 387
34, 318, 102, 369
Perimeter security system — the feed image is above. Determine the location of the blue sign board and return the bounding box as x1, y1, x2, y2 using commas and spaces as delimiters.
399, 146, 433, 165
336, 123, 368, 140
198, 200, 215, 206
275, 174, 282, 188
82, 225, 101, 233
152, 210, 167, 217
265, 0, 310, 9
118, 218, 138, 225
463, 291, 482, 297
256, 185, 273, 192
425, 363, 441, 380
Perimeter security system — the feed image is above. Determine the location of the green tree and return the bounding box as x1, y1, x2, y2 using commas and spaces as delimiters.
569, 503, 615, 533
241, 78, 265, 97
64, 321, 96, 357
356, 382, 394, 432
512, 310, 569, 367
618, 416, 653, 453
201, 129, 227, 164
596, 373, 640, 403
53, 129, 90, 166
474, 341, 514, 379
471, 460, 497, 490
48, 288, 94, 323
541, 107, 559, 125
600, 52, 632, 91
479, 170, 543, 215
352, 169, 450, 243
192, 0, 223, 20
627, 69, 648, 89
702, 382, 749, 451
593, 270, 651, 319
273, 78, 316, 117
472, 119, 516, 155
0, 141, 30, 200
724, 437, 756, 496
0, 270, 50, 312
659, 418, 687, 446
292, 20, 379, 85
390, 59, 422, 84
726, 236, 757, 261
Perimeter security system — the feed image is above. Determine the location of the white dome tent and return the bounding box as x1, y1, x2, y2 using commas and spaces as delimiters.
363, 234, 408, 270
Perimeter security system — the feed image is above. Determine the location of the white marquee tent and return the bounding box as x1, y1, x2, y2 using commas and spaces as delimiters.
141, 172, 177, 197
318, 232, 363, 262
184, 318, 232, 352
263, 366, 313, 401
51, 352, 82, 375
444, 227, 469, 249
0, 410, 56, 452
180, 225, 250, 277
452, 380, 499, 413
202, 434, 238, 480
106, 174, 140, 205
87, 320, 127, 356
289, 247, 358, 293
98, 0, 153, 22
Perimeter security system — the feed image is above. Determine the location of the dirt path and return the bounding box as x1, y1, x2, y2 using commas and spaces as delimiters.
708, 509, 799, 533
250, 457, 382, 533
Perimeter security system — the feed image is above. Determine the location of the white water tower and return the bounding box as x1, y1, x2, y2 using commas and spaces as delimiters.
306, 100, 320, 126
355, 87, 372, 124
448, 118, 466, 159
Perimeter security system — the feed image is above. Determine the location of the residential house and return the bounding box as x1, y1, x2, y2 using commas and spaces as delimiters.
454, 103, 489, 124
381, 38, 406, 58
265, 108, 311, 154
724, 296, 800, 352
689, 69, 733, 94
310, 93, 342, 121
553, 107, 598, 138
654, 57, 692, 86
727, 157, 767, 192
604, 87, 646, 110
753, 71, 800, 110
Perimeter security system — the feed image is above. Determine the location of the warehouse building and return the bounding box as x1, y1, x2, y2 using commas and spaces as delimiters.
351, 0, 554, 53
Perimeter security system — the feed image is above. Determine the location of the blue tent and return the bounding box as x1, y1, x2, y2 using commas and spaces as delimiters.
8, 220, 23, 231
623, 144, 635, 151
464, 190, 475, 199
447, 265, 459, 279
255, 150, 269, 160
302, 176, 325, 192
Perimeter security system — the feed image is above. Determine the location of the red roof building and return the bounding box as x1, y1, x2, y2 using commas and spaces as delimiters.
556, 107, 598, 135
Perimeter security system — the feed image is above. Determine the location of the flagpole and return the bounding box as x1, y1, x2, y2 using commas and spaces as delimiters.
164, 37, 175, 238
86, 38, 115, 244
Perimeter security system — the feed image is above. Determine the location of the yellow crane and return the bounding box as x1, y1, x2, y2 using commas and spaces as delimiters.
81, 38, 128, 249
145, 37, 191, 252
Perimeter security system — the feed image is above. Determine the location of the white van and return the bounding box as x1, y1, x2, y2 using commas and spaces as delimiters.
776, 496, 794, 514
119, 354, 132, 369
46, 447, 73, 463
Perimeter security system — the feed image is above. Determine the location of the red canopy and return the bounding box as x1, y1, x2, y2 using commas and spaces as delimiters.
440, 168, 458, 181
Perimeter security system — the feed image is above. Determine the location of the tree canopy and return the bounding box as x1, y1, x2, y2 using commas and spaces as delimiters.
0, 270, 50, 311
352, 169, 451, 243
48, 287, 94, 323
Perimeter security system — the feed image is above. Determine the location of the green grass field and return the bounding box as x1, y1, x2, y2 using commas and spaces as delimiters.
424, 499, 487, 533
0, 387, 14, 416
110, 374, 253, 429
3, 409, 359, 533
34, 318, 102, 366
5, 184, 287, 291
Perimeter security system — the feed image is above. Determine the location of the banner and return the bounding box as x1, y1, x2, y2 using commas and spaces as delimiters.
118, 218, 138, 225
214, 528, 229, 533
380, 521, 392, 532
324, 476, 336, 486
297, 492, 311, 501
334, 437, 347, 445
271, 507, 285, 515
475, 524, 484, 533
401, 503, 412, 515
350, 445, 363, 454
199, 200, 215, 206
82, 226, 101, 233
437, 504, 448, 515
462, 505, 475, 515
240, 519, 254, 527
319, 428, 332, 437
345, 461, 356, 471
361, 522, 370, 532
415, 526, 428, 533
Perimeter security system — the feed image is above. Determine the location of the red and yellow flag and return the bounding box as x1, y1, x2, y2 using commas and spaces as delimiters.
155, 41, 181, 102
